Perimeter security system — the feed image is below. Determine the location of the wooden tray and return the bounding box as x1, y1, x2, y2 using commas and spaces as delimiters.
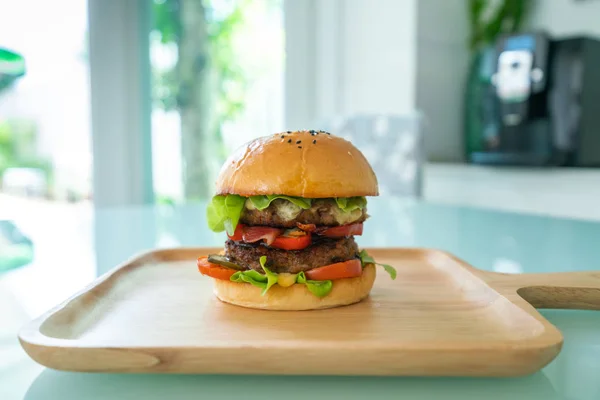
18, 247, 600, 377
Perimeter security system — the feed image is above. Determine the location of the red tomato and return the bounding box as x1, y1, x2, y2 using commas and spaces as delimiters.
197, 256, 236, 280
305, 259, 362, 280
319, 223, 363, 237
271, 232, 312, 250
227, 224, 244, 241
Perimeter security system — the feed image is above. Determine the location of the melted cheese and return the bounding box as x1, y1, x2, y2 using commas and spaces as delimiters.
244, 198, 362, 224
244, 198, 257, 210
274, 201, 302, 221
330, 207, 362, 225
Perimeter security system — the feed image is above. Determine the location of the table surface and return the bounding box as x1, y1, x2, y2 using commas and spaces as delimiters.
2, 197, 600, 399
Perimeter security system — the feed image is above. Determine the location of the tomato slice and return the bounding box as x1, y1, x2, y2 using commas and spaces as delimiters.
227, 224, 244, 241
319, 223, 363, 237
305, 259, 362, 280
197, 256, 236, 280
271, 232, 312, 250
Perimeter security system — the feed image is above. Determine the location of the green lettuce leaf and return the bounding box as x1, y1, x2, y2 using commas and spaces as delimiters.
359, 250, 397, 280
297, 272, 333, 298
380, 264, 397, 280
207, 195, 366, 234
230, 269, 268, 290
229, 258, 334, 298
334, 197, 367, 213
206, 194, 246, 235
206, 195, 227, 232
358, 249, 375, 265
258, 256, 279, 295
249, 195, 312, 210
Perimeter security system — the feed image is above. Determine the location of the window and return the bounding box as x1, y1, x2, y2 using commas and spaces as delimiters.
149, 0, 285, 203
0, 1, 92, 274
0, 0, 92, 204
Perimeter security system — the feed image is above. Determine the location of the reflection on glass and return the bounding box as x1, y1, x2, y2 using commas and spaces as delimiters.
24, 369, 562, 400
0, 47, 25, 91
0, 220, 33, 272
492, 257, 523, 274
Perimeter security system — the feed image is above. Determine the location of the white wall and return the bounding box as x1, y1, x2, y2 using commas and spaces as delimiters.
527, 0, 600, 38
338, 0, 417, 117
284, 0, 470, 162
415, 0, 470, 162
284, 0, 417, 129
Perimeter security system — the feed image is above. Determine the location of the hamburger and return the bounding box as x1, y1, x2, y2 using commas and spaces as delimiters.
197, 130, 396, 310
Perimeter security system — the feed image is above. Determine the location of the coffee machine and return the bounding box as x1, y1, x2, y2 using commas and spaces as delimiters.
467, 33, 600, 167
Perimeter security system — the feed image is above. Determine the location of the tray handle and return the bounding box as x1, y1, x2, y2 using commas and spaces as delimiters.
492, 271, 600, 310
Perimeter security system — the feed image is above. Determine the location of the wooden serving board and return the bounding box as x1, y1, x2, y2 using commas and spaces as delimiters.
18, 247, 600, 377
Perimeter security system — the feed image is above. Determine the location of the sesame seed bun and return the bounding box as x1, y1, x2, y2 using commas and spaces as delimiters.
213, 264, 376, 310
215, 130, 379, 198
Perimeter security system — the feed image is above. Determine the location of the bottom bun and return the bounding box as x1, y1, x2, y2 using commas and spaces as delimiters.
213, 264, 376, 311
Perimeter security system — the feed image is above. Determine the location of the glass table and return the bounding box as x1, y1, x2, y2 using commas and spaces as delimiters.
2, 197, 600, 399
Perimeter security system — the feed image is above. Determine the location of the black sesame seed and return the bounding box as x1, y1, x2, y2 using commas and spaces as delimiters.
286, 130, 292, 133
298, 146, 302, 149
288, 139, 292, 143
280, 135, 284, 139
296, 140, 301, 144
313, 139, 316, 144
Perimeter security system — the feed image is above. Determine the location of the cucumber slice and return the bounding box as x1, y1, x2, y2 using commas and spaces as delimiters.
207, 254, 244, 270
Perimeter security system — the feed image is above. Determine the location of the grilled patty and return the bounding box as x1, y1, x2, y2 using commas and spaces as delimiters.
224, 236, 359, 274
240, 199, 367, 228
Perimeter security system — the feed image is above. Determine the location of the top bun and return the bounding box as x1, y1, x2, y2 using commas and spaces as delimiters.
215, 130, 378, 198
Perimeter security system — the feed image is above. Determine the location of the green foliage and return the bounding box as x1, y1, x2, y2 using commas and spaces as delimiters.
151, 0, 249, 128
0, 119, 52, 181
467, 0, 532, 52
151, 65, 179, 111
208, 0, 248, 126
153, 0, 181, 44
0, 47, 26, 94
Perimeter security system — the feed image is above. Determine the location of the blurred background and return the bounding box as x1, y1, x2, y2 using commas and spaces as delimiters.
2, 1, 600, 396
1, 0, 600, 283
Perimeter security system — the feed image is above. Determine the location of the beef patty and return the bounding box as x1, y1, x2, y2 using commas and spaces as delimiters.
224, 236, 359, 274
240, 199, 367, 228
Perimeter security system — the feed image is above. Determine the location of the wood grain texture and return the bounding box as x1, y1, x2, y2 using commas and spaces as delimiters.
18, 247, 600, 376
